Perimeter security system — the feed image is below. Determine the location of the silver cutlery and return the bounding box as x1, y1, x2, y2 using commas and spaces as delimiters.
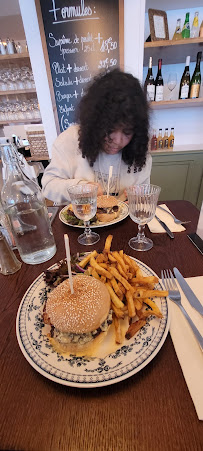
157, 205, 191, 225
161, 269, 203, 351
155, 215, 174, 238
173, 268, 203, 316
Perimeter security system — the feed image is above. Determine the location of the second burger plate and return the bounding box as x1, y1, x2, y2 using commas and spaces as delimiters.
59, 201, 129, 228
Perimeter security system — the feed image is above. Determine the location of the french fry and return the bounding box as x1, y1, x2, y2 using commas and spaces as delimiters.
112, 251, 128, 273
109, 267, 134, 293
125, 319, 146, 340
86, 266, 92, 276
111, 304, 125, 319
105, 283, 124, 309
126, 290, 136, 318
117, 263, 128, 279
92, 268, 100, 280
110, 277, 123, 297
143, 298, 163, 318
136, 309, 152, 319
136, 288, 168, 298
90, 257, 112, 279
79, 250, 98, 268
108, 253, 117, 263
131, 275, 159, 285
123, 254, 139, 274
99, 263, 108, 269
118, 282, 126, 295
104, 235, 113, 253
133, 298, 143, 310
100, 275, 106, 284
119, 250, 124, 258
96, 254, 105, 263
113, 315, 122, 344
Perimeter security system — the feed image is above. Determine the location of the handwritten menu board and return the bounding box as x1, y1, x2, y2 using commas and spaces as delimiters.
36, 0, 123, 133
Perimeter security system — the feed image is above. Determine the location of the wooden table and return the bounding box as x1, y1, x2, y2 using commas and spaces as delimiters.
1, 200, 203, 451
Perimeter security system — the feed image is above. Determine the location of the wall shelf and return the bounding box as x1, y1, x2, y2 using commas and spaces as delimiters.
144, 37, 203, 66
150, 98, 203, 109
0, 119, 42, 125
0, 52, 30, 61
0, 89, 36, 96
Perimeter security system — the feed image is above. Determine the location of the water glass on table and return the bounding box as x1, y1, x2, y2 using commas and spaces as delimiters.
127, 184, 161, 251
0, 230, 21, 275
67, 184, 100, 245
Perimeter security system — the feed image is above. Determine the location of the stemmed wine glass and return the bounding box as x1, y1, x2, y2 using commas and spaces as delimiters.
67, 184, 100, 245
127, 184, 161, 251
167, 73, 177, 100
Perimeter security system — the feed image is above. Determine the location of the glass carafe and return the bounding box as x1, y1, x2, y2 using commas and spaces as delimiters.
0, 141, 56, 265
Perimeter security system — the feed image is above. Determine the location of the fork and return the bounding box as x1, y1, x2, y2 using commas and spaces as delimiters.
157, 205, 191, 224
161, 269, 203, 351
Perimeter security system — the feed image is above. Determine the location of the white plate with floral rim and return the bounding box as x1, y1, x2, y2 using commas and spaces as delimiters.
59, 201, 129, 228
16, 258, 170, 388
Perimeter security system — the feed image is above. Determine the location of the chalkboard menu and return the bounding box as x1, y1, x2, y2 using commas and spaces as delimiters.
36, 0, 124, 133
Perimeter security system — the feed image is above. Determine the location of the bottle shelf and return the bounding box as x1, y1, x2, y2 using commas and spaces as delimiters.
0, 52, 30, 61
0, 119, 42, 125
144, 37, 203, 66
150, 98, 203, 110
0, 89, 36, 96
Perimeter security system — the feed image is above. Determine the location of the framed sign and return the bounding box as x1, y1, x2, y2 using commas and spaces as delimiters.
35, 0, 124, 134
148, 9, 169, 41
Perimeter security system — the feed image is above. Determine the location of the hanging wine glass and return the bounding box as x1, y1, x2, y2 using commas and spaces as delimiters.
167, 73, 177, 100
67, 184, 100, 245
127, 184, 161, 251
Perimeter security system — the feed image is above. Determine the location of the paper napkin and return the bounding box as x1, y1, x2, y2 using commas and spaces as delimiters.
168, 276, 203, 420
148, 204, 185, 233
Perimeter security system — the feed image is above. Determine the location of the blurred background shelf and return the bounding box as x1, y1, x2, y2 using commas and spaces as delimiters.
150, 98, 203, 109
144, 38, 203, 66
0, 52, 29, 61
0, 89, 36, 95
0, 119, 42, 125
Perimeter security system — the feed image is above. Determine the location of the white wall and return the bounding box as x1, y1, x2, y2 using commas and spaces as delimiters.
19, 0, 57, 156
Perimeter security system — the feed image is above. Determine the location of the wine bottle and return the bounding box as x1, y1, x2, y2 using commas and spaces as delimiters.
157, 129, 163, 149
172, 19, 182, 41
199, 21, 203, 37
189, 52, 202, 99
168, 128, 174, 149
150, 129, 157, 150
163, 128, 169, 149
191, 12, 199, 38
179, 56, 190, 99
155, 59, 164, 102
182, 12, 190, 39
144, 57, 155, 101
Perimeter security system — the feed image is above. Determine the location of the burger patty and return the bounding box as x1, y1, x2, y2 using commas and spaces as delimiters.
50, 310, 113, 345
97, 205, 119, 214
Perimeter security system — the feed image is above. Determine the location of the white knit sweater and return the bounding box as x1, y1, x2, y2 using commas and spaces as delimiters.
42, 125, 152, 203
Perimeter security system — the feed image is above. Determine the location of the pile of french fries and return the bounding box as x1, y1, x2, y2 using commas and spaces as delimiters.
78, 235, 168, 344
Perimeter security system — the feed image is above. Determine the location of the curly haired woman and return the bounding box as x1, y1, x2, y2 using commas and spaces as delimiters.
42, 69, 152, 203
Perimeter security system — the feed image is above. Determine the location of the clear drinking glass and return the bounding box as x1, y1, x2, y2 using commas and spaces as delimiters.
0, 230, 22, 275
127, 184, 161, 251
67, 184, 100, 245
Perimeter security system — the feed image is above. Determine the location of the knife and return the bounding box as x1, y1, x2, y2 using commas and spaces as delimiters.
155, 215, 174, 238
173, 267, 203, 316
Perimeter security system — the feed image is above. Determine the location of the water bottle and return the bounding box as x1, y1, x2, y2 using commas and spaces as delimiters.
0, 141, 56, 265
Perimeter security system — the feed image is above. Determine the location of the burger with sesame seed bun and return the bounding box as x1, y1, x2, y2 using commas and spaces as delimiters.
96, 195, 119, 223
43, 274, 112, 355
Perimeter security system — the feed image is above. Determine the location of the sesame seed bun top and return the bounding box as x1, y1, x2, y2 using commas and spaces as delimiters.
45, 275, 111, 334
97, 195, 118, 209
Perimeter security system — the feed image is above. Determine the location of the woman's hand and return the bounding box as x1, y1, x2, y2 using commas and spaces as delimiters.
87, 181, 103, 196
